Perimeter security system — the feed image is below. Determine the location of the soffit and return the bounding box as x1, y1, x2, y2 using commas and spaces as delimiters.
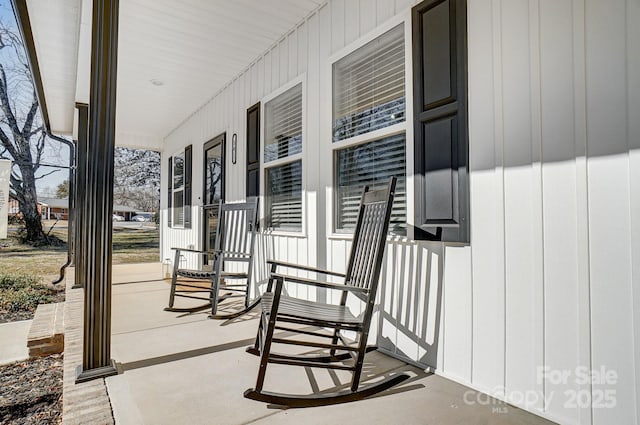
72, 0, 323, 147
25, 0, 81, 136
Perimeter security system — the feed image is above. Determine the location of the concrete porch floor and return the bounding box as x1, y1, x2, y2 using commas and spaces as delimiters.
75, 263, 555, 424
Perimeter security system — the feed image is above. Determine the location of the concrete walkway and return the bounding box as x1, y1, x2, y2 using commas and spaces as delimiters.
0, 319, 31, 365
84, 263, 557, 425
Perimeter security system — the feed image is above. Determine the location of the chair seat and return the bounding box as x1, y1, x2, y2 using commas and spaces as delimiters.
177, 268, 216, 279
261, 293, 361, 325
177, 268, 248, 280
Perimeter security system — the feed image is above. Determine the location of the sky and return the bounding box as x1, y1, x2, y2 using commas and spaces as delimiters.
0, 0, 71, 198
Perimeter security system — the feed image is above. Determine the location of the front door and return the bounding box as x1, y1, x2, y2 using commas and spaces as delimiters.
203, 133, 225, 254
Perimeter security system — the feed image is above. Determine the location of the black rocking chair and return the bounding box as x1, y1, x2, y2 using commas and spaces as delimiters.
165, 198, 260, 318
244, 177, 409, 407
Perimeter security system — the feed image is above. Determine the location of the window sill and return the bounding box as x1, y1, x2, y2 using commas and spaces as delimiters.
328, 232, 412, 244
327, 232, 353, 241
260, 229, 307, 239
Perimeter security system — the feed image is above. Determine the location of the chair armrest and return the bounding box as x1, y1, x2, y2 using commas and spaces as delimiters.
267, 260, 346, 278
271, 272, 368, 294
216, 250, 251, 258
171, 247, 209, 255
173, 247, 251, 256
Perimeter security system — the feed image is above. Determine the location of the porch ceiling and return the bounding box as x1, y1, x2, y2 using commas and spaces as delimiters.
22, 0, 323, 149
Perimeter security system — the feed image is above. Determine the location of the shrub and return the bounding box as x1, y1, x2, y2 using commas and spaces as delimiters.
0, 273, 39, 290
8, 215, 24, 225
0, 273, 58, 313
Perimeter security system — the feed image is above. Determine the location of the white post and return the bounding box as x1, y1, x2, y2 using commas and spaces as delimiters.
0, 159, 10, 239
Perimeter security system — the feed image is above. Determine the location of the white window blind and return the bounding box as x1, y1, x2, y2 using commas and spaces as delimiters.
173, 190, 184, 226
335, 134, 406, 233
333, 24, 405, 142
266, 160, 302, 230
264, 83, 302, 162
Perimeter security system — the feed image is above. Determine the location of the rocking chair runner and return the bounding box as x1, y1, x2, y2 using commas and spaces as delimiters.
244, 177, 409, 407
165, 198, 259, 318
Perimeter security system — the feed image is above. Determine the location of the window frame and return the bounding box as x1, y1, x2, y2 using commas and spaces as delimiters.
170, 148, 190, 229
203, 133, 226, 207
172, 150, 185, 228
260, 76, 307, 236
328, 19, 413, 238
203, 133, 226, 261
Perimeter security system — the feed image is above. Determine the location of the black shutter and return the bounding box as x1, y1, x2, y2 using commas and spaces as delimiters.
412, 0, 469, 242
246, 102, 260, 197
184, 144, 192, 229
167, 156, 172, 227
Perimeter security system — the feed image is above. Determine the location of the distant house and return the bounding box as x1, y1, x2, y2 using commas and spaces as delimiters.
7, 194, 20, 218
38, 197, 69, 220
114, 205, 137, 221
37, 198, 137, 221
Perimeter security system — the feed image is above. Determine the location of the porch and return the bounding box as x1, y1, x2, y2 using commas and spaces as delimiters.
61, 263, 552, 424
13, 0, 640, 423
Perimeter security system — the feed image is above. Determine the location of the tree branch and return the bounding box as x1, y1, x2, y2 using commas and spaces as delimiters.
21, 94, 39, 138
28, 125, 43, 139
34, 168, 58, 180
33, 132, 45, 173
0, 122, 19, 161
0, 63, 21, 136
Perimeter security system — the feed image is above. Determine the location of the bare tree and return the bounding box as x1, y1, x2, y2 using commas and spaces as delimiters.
0, 20, 56, 243
113, 147, 160, 212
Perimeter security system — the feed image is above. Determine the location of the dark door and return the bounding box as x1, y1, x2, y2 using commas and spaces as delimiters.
203, 133, 225, 254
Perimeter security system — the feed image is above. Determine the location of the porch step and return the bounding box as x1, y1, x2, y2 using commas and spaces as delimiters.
28, 302, 64, 357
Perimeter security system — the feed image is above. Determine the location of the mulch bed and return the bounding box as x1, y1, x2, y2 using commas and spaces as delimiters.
0, 354, 63, 424
0, 309, 36, 324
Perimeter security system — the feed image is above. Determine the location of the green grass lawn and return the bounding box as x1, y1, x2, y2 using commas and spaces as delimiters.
112, 227, 160, 264
0, 222, 160, 322
0, 223, 159, 283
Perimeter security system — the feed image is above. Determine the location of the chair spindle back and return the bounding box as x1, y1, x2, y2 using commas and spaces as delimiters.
344, 178, 396, 294
214, 198, 259, 263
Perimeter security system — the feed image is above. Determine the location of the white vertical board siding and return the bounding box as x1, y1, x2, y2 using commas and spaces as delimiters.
571, 1, 593, 423
466, 0, 638, 422
441, 246, 472, 382
585, 1, 636, 424
500, 0, 543, 410
629, 1, 640, 424
159, 0, 640, 423
539, 0, 581, 422
467, 0, 505, 398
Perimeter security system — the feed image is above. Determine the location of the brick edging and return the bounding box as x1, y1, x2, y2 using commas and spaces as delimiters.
62, 273, 115, 425
27, 302, 64, 357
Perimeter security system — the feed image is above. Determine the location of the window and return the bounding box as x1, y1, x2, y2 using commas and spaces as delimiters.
335, 134, 406, 233
333, 24, 405, 142
173, 152, 185, 226
332, 24, 407, 234
203, 134, 225, 256
265, 160, 302, 230
168, 145, 192, 228
412, 0, 469, 242
264, 83, 303, 231
264, 84, 302, 161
